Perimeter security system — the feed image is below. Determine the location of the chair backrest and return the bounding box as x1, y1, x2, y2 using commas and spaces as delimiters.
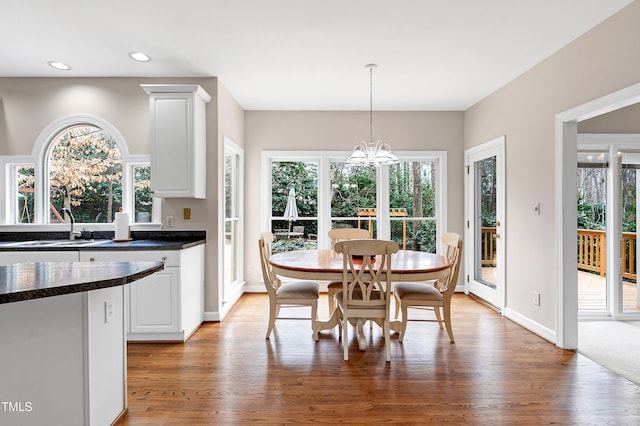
258, 232, 279, 296
438, 233, 463, 296
292, 225, 305, 234
334, 239, 399, 315
328, 228, 370, 246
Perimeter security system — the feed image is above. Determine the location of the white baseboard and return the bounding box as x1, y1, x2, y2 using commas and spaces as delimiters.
203, 281, 253, 321
243, 284, 266, 293
504, 307, 556, 344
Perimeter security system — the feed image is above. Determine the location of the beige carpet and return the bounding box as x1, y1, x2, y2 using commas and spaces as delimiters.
578, 320, 640, 386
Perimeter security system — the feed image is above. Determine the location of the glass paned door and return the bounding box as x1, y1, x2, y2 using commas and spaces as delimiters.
223, 140, 243, 299
576, 151, 609, 313
465, 137, 505, 309
474, 156, 498, 289
619, 153, 640, 315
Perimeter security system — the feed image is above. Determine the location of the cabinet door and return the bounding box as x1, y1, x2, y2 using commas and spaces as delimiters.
150, 93, 194, 197
129, 267, 180, 334
142, 84, 211, 199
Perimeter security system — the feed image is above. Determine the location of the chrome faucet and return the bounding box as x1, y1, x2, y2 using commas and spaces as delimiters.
61, 208, 82, 240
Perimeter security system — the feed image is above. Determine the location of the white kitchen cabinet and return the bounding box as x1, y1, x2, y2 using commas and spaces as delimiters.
79, 245, 204, 341
141, 84, 211, 199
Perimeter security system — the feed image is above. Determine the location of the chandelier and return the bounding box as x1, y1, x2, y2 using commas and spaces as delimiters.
346, 64, 399, 167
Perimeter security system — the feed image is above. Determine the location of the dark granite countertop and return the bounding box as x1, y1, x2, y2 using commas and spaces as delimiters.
0, 261, 165, 304
0, 230, 206, 251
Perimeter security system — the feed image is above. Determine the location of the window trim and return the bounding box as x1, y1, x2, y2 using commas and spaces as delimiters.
1, 114, 160, 229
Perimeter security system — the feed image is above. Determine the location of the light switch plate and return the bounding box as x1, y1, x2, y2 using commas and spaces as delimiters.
105, 299, 115, 323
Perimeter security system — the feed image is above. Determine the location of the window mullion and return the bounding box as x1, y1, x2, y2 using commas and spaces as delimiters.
377, 165, 391, 240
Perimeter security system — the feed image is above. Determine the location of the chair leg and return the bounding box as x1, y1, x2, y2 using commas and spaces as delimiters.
434, 306, 444, 329
443, 304, 455, 343
311, 300, 318, 341
266, 299, 277, 339
399, 302, 409, 343
384, 317, 391, 362
342, 314, 349, 361
393, 292, 400, 319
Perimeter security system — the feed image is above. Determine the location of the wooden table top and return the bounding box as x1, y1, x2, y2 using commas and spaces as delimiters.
269, 248, 451, 281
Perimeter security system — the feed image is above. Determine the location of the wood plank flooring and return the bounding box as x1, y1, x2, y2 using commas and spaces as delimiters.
116, 294, 640, 425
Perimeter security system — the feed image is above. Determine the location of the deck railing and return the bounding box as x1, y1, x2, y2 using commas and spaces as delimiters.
576, 229, 636, 282
481, 227, 497, 266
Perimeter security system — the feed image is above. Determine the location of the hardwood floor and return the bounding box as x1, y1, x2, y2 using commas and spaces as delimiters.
116, 294, 640, 425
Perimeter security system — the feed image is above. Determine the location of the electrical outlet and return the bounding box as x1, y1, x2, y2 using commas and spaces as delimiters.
105, 299, 115, 323
247, 266, 252, 274
533, 291, 541, 306
166, 216, 174, 227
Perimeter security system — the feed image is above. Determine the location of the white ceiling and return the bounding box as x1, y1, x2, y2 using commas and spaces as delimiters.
0, 0, 634, 110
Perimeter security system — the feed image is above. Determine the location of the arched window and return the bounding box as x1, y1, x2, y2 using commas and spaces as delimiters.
47, 125, 123, 224
1, 114, 158, 226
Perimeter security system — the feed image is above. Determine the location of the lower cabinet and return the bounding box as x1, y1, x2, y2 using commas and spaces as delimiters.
79, 245, 204, 342
130, 264, 180, 335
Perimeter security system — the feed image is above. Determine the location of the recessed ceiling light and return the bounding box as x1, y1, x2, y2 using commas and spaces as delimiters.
48, 61, 71, 71
129, 52, 151, 62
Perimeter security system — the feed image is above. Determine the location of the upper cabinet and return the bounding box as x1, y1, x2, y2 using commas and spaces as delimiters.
141, 84, 212, 199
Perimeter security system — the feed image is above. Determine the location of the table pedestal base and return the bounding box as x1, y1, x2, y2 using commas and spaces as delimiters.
315, 312, 403, 351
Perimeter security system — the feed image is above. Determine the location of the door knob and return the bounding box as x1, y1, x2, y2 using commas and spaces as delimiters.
493, 234, 501, 239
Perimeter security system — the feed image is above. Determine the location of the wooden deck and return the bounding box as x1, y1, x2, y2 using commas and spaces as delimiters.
479, 267, 639, 312
578, 270, 639, 312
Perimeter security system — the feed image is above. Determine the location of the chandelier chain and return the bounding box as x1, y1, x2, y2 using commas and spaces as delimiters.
369, 64, 373, 142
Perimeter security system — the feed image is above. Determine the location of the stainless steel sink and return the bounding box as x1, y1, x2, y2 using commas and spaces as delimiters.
47, 240, 107, 247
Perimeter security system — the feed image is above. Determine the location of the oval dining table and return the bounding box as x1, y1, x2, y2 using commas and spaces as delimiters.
269, 248, 452, 349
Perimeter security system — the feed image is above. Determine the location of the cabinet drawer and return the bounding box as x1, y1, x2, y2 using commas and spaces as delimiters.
79, 251, 180, 266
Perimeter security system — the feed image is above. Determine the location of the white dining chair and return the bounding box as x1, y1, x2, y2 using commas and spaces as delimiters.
326, 228, 371, 316
392, 233, 463, 343
334, 239, 398, 362
258, 232, 320, 340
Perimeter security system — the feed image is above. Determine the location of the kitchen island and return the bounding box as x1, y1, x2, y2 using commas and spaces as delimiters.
0, 261, 164, 426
